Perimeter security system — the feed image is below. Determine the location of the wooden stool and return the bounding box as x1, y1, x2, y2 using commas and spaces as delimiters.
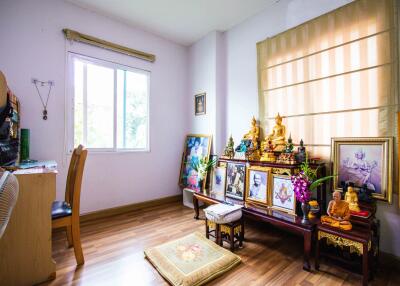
205, 217, 244, 252
315, 223, 376, 286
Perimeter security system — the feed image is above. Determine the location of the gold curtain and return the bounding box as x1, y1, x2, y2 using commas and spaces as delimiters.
257, 0, 398, 159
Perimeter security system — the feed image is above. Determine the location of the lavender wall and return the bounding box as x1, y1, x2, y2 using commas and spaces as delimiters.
0, 0, 189, 213
189, 0, 400, 257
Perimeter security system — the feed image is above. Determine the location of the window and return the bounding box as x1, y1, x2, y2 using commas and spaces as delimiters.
67, 53, 150, 152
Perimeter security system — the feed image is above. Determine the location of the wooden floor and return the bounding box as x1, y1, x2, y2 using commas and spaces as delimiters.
46, 201, 400, 286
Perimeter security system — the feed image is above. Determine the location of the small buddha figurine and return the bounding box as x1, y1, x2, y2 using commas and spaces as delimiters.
345, 185, 360, 212
235, 117, 261, 160
266, 113, 286, 149
321, 191, 352, 230
243, 116, 260, 149
260, 139, 276, 162
222, 135, 235, 159
283, 134, 294, 153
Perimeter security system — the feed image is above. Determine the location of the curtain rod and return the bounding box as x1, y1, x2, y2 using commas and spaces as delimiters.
63, 29, 156, 63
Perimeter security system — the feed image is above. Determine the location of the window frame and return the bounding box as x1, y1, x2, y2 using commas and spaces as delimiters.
66, 52, 151, 154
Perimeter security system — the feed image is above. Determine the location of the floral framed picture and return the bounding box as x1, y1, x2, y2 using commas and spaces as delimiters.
225, 162, 246, 200
331, 137, 393, 203
245, 166, 270, 206
195, 93, 206, 115
270, 174, 296, 215
179, 134, 212, 191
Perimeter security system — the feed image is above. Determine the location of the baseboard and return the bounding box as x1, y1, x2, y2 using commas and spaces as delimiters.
80, 194, 182, 223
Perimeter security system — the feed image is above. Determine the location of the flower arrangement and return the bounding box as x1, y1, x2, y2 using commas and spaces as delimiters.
191, 156, 217, 181
291, 158, 335, 203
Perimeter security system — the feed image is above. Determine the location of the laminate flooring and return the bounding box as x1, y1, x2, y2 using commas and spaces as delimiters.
46, 201, 400, 286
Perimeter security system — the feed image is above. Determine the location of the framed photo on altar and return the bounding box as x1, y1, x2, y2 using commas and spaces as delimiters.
245, 166, 270, 206
194, 93, 206, 115
331, 137, 393, 203
270, 174, 296, 215
211, 166, 227, 197
225, 162, 246, 200
179, 134, 212, 191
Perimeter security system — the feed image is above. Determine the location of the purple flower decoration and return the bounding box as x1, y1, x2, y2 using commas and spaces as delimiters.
291, 173, 312, 203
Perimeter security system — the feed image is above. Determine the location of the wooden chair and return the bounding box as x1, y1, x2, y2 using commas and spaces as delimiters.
52, 145, 87, 265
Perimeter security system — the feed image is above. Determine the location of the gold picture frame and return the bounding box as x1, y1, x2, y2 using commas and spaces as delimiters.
270, 174, 296, 215
331, 137, 393, 203
245, 166, 270, 207
179, 134, 212, 191
195, 93, 206, 115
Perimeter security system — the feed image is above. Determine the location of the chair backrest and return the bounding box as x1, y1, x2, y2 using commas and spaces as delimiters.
65, 145, 87, 219
0, 170, 19, 239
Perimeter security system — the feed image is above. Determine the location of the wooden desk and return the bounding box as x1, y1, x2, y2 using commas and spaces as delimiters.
0, 168, 56, 285
193, 191, 317, 271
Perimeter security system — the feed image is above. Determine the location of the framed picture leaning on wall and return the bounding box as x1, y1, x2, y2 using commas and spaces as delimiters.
245, 166, 270, 206
179, 134, 212, 191
194, 93, 206, 115
331, 137, 393, 203
225, 162, 246, 200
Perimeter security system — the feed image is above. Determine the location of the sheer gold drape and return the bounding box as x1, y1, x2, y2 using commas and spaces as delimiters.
257, 0, 398, 159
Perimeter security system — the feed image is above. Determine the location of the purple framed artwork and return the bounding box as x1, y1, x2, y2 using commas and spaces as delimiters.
331, 137, 393, 203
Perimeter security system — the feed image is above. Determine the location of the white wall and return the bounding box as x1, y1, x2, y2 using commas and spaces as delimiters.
0, 0, 189, 213
188, 31, 226, 154
189, 0, 400, 257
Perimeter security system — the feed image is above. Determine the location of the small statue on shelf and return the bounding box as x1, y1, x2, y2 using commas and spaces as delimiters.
260, 139, 276, 162
345, 184, 360, 212
222, 135, 235, 159
263, 113, 287, 152
283, 134, 294, 153
358, 183, 373, 203
295, 139, 307, 163
276, 134, 296, 164
234, 116, 261, 160
321, 190, 352, 230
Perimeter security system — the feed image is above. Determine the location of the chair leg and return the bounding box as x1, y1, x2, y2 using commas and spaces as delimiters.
66, 226, 73, 248
71, 220, 84, 265
205, 218, 209, 239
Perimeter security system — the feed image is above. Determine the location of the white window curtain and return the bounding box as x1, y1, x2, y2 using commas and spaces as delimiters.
257, 0, 398, 159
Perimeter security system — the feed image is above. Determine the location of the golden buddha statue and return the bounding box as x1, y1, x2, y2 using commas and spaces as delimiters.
321, 191, 352, 230
261, 113, 287, 152
345, 185, 360, 212
243, 116, 259, 143
267, 113, 286, 143
260, 139, 276, 162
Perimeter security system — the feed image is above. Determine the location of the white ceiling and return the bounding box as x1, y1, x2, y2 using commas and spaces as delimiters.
66, 0, 278, 46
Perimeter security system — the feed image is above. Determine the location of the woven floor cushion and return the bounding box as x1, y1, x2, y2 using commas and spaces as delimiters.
144, 232, 241, 286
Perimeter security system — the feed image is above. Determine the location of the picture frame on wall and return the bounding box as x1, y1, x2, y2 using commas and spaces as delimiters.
331, 137, 393, 203
270, 174, 296, 215
195, 93, 206, 115
225, 162, 246, 200
179, 134, 212, 191
245, 166, 270, 206
211, 166, 227, 199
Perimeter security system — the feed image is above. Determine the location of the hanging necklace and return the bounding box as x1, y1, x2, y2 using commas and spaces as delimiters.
33, 79, 53, 120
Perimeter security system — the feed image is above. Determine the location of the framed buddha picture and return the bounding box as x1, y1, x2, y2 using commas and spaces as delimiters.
195, 93, 206, 115
270, 174, 296, 215
331, 137, 393, 203
179, 134, 212, 191
225, 162, 246, 200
